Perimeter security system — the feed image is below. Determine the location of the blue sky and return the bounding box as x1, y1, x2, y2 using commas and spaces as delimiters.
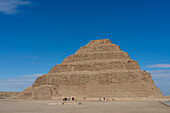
0, 0, 170, 96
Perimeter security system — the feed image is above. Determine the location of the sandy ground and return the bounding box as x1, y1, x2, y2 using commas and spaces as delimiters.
0, 99, 169, 113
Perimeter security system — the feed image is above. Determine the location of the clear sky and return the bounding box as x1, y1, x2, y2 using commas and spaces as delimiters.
0, 0, 170, 96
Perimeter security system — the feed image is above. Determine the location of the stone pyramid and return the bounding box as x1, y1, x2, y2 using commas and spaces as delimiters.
17, 39, 162, 100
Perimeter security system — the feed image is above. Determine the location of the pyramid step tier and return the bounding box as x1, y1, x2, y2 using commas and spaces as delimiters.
34, 70, 152, 87
32, 70, 161, 98
49, 59, 140, 73
75, 44, 121, 55
62, 51, 130, 63
85, 39, 113, 46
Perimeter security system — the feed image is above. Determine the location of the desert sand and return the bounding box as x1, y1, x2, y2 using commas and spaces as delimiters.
0, 99, 169, 113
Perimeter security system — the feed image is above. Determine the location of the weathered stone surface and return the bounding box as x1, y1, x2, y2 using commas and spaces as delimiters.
62, 51, 130, 63
17, 39, 162, 100
17, 85, 59, 100
49, 60, 140, 73
0, 92, 19, 99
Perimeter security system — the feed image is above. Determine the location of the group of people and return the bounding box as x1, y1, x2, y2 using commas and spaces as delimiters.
63, 97, 75, 101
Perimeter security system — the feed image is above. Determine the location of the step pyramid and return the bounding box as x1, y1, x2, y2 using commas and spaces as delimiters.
17, 39, 162, 100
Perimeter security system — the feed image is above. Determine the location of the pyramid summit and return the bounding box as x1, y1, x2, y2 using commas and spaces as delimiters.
17, 39, 162, 100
